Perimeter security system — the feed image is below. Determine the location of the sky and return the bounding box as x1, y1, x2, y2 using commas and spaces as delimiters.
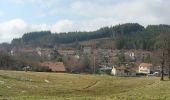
0, 0, 169, 43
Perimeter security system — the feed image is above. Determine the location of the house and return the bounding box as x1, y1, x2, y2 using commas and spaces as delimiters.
125, 51, 136, 61
36, 47, 53, 59
97, 48, 112, 56
58, 50, 76, 56
39, 61, 66, 72
138, 63, 153, 74
10, 50, 14, 56
111, 65, 136, 76
36, 47, 42, 56
111, 66, 127, 76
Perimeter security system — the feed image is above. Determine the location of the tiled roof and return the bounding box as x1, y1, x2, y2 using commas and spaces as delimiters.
139, 63, 153, 68
39, 61, 66, 72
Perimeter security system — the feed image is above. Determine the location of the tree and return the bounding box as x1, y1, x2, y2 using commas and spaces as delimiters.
155, 34, 170, 80
160, 52, 165, 81
117, 50, 126, 65
166, 36, 170, 79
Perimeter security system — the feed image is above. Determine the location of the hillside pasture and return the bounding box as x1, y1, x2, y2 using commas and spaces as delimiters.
0, 70, 170, 100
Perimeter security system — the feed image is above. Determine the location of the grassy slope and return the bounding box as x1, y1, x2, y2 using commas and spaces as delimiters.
0, 70, 170, 100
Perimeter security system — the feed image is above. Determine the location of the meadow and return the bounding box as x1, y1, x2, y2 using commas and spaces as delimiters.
0, 70, 170, 100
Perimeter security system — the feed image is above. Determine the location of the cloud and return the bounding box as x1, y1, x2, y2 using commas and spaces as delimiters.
0, 19, 28, 43
0, 19, 74, 43
70, 0, 170, 26
32, 18, 120, 33
11, 0, 58, 8
9, 0, 170, 26
51, 20, 74, 33
31, 20, 74, 33
8, 0, 170, 26
0, 18, 119, 43
31, 24, 50, 31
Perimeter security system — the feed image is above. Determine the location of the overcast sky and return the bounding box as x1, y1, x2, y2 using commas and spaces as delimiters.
0, 0, 169, 43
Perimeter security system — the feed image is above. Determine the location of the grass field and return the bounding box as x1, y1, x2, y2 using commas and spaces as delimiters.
0, 70, 170, 100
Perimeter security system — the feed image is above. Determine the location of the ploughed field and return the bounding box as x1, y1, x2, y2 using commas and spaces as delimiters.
0, 70, 170, 100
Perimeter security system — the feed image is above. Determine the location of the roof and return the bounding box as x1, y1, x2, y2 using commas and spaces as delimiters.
39, 61, 66, 72
58, 50, 75, 55
99, 67, 112, 71
113, 65, 126, 70
115, 66, 126, 70
139, 63, 153, 68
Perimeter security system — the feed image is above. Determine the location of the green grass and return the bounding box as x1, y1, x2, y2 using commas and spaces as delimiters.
0, 70, 170, 100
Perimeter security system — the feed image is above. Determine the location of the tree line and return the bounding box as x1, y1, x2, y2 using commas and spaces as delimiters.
11, 23, 170, 51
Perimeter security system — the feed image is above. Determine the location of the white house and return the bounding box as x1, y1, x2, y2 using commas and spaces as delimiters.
125, 51, 136, 61
129, 52, 135, 57
36, 47, 42, 56
138, 63, 153, 74
111, 65, 136, 76
10, 50, 14, 56
111, 66, 127, 76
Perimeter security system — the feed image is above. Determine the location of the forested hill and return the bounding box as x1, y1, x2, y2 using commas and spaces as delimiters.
11, 23, 170, 50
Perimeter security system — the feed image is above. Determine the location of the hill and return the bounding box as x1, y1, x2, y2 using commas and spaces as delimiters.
10, 23, 170, 50
0, 70, 170, 100
0, 23, 169, 73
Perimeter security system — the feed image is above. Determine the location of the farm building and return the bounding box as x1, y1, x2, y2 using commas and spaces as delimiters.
111, 66, 126, 76
111, 65, 136, 76
39, 61, 66, 72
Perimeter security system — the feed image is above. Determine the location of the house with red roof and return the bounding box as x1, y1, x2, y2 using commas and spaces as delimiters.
39, 61, 66, 72
138, 63, 153, 74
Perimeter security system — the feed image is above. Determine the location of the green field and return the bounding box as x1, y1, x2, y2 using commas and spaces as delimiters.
0, 70, 170, 100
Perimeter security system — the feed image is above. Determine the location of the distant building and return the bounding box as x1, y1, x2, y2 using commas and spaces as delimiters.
36, 47, 42, 56
98, 48, 112, 56
10, 47, 18, 56
111, 65, 136, 76
10, 50, 14, 56
125, 51, 136, 61
130, 52, 135, 57
58, 50, 76, 56
83, 47, 92, 54
138, 63, 153, 74
36, 47, 53, 59
111, 66, 126, 76
74, 55, 80, 59
98, 65, 112, 74
39, 61, 66, 72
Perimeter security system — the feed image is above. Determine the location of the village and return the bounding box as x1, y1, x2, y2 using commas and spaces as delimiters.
8, 45, 161, 77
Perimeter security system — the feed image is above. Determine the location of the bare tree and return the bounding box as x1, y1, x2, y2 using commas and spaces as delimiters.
160, 52, 165, 81
155, 34, 170, 81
